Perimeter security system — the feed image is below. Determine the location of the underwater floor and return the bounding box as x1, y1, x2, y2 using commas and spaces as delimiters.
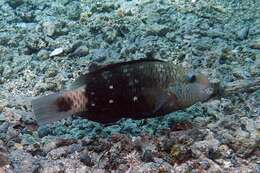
0, 0, 259, 172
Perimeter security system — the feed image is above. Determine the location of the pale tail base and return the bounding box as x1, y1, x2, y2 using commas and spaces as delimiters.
32, 93, 72, 126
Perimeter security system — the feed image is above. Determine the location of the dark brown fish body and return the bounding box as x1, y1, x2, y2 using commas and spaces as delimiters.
80, 59, 188, 123
32, 59, 213, 125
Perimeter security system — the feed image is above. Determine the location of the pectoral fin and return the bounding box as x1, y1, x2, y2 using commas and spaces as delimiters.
153, 90, 180, 115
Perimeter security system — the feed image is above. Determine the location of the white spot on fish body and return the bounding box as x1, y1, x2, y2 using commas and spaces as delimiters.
129, 80, 134, 86
133, 96, 138, 102
109, 85, 114, 89
91, 92, 95, 95
91, 103, 95, 107
109, 99, 114, 104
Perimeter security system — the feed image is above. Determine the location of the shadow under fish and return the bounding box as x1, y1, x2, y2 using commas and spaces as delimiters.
32, 59, 213, 125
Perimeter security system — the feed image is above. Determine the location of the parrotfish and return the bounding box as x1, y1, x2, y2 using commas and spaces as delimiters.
32, 59, 213, 125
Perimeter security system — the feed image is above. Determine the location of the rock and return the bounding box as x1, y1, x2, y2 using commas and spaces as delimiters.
69, 46, 89, 57
170, 144, 192, 164
91, 48, 108, 62
237, 27, 249, 40
42, 21, 68, 37
70, 41, 84, 51
141, 149, 154, 162
39, 161, 65, 173
21, 133, 37, 145
132, 136, 143, 152
66, 1, 82, 20
46, 68, 58, 77
6, 125, 20, 142
0, 152, 9, 167
17, 10, 35, 23
42, 21, 56, 36
250, 43, 260, 49
0, 122, 9, 133
0, 113, 5, 122
103, 29, 118, 43
7, 0, 25, 8
232, 133, 257, 158
193, 37, 213, 51
249, 58, 260, 76
43, 138, 77, 153
50, 47, 64, 57
47, 147, 68, 160
0, 65, 4, 76
38, 125, 52, 138
191, 138, 220, 158
68, 144, 82, 154
232, 67, 251, 79
24, 35, 48, 55
146, 24, 171, 36
9, 150, 39, 173
120, 119, 141, 135
37, 49, 50, 60
80, 150, 94, 167
198, 159, 210, 170
133, 161, 173, 173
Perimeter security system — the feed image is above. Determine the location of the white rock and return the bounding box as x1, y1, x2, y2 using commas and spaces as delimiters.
50, 48, 64, 57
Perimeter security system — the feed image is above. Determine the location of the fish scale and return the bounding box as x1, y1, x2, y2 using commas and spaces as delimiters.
32, 59, 212, 125
80, 60, 187, 123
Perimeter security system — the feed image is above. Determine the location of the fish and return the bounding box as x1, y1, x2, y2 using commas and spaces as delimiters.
32, 59, 213, 125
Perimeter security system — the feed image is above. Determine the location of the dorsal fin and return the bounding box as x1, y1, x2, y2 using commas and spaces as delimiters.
69, 58, 167, 89
88, 58, 166, 74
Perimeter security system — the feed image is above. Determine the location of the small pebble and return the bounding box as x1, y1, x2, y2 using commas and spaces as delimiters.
50, 48, 64, 57
250, 43, 260, 49
237, 27, 249, 40
42, 21, 57, 36
80, 150, 94, 167
141, 149, 154, 162
69, 46, 89, 57
199, 160, 210, 170
7, 0, 24, 8
0, 152, 9, 167
68, 144, 82, 154
38, 125, 52, 138
37, 49, 49, 60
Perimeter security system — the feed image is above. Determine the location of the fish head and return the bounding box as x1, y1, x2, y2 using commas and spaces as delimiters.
171, 72, 213, 108
188, 72, 213, 101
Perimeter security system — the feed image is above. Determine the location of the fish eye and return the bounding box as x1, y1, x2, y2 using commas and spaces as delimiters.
187, 74, 196, 82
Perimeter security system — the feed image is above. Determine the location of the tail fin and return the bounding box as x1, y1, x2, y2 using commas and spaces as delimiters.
32, 93, 72, 126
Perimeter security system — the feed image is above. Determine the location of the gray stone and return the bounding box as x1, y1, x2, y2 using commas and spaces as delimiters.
0, 65, 4, 76
9, 150, 39, 173
7, 0, 25, 8
237, 27, 249, 40
80, 150, 94, 167
141, 149, 154, 162
50, 47, 64, 57
69, 46, 89, 57
0, 152, 9, 167
47, 146, 68, 160
38, 125, 52, 138
37, 49, 50, 60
